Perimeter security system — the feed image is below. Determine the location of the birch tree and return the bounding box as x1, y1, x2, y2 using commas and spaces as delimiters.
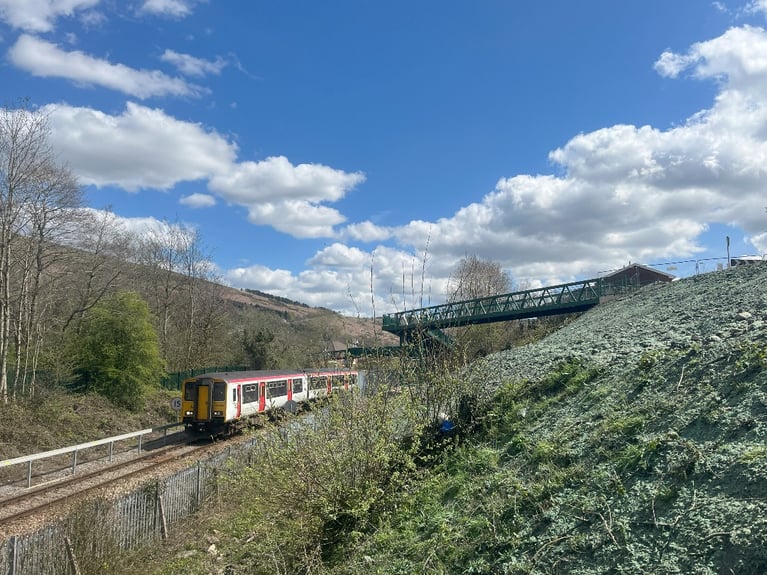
0, 102, 81, 402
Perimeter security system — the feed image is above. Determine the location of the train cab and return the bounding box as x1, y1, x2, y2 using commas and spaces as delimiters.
181, 375, 239, 433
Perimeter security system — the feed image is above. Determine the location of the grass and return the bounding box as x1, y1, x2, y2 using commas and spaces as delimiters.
0, 386, 179, 460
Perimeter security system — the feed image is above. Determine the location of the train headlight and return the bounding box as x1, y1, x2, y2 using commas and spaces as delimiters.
213, 410, 223, 416
184, 410, 193, 416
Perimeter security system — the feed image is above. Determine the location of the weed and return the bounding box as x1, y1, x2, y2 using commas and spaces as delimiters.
735, 343, 767, 375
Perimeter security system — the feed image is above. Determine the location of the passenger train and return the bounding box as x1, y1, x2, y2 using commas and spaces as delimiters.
181, 368, 361, 434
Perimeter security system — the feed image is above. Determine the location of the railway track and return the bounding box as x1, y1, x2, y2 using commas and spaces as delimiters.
0, 438, 214, 537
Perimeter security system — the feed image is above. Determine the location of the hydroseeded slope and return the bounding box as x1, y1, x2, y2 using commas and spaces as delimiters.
461, 263, 767, 573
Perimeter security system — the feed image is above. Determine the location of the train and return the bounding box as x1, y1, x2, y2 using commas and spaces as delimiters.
180, 368, 362, 434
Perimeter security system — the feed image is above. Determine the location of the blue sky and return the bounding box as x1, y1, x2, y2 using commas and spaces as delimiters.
2, 1, 767, 316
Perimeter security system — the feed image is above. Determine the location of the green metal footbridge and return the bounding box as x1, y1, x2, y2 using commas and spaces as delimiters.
381, 277, 605, 344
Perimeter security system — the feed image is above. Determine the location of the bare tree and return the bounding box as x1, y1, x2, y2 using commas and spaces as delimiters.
136, 223, 189, 355
447, 254, 510, 302
446, 255, 512, 359
135, 222, 226, 371
0, 101, 82, 402
60, 208, 131, 335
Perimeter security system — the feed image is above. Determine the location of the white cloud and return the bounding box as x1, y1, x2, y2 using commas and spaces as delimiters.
9, 35, 203, 99
44, 102, 237, 190
341, 220, 393, 242
160, 49, 226, 77
42, 102, 365, 239
224, 264, 298, 295
209, 156, 365, 238
308, 243, 369, 269
180, 193, 216, 208
380, 24, 767, 290
245, 200, 346, 238
209, 156, 365, 204
223, 242, 453, 316
654, 26, 767, 92
748, 0, 767, 16
140, 0, 198, 18
0, 0, 100, 32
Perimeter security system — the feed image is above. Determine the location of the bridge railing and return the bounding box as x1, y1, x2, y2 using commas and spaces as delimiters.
382, 277, 603, 335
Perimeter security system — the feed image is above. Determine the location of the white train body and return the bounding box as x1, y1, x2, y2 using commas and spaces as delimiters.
181, 368, 360, 433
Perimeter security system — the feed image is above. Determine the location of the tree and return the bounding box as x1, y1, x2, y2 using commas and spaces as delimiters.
240, 327, 275, 369
447, 254, 510, 302
73, 291, 165, 409
447, 255, 512, 358
134, 222, 227, 371
0, 101, 82, 403
60, 208, 131, 335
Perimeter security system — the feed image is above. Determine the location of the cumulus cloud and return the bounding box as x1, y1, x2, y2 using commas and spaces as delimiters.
342, 221, 393, 242
223, 241, 453, 315
654, 26, 767, 93
209, 156, 365, 238
160, 49, 226, 77
231, 20, 767, 315
749, 0, 767, 16
308, 243, 370, 269
9, 35, 204, 99
0, 0, 100, 32
180, 193, 216, 208
209, 156, 365, 204
44, 102, 237, 190
379, 24, 767, 286
139, 0, 198, 18
42, 102, 365, 239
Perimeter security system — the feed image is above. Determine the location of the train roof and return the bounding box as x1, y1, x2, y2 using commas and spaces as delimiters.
183, 368, 356, 383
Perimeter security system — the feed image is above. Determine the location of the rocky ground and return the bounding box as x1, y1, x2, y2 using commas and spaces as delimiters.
458, 262, 767, 573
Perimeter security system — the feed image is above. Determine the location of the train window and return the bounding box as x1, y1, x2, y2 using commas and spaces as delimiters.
309, 376, 327, 390
267, 379, 288, 397
242, 384, 258, 403
183, 382, 196, 401
212, 382, 226, 402
292, 378, 303, 393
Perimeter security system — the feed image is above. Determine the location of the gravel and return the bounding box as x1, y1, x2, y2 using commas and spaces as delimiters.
460, 263, 767, 574
472, 263, 767, 391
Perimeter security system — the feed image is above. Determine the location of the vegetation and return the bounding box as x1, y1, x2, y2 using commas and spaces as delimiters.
3, 105, 765, 574
72, 291, 165, 409
100, 264, 767, 575
0, 103, 383, 412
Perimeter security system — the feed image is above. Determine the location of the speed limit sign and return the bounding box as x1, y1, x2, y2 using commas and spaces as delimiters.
170, 397, 182, 411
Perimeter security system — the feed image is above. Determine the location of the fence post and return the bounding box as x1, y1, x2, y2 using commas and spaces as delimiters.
196, 460, 202, 507
157, 492, 168, 541
9, 536, 17, 575
64, 536, 82, 575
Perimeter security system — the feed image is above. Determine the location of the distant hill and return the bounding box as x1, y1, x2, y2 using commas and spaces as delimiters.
217, 282, 398, 348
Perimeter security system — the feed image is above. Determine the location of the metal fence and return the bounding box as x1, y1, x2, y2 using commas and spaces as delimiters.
0, 437, 258, 575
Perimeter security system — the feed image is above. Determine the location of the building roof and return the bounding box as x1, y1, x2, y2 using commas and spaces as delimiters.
602, 263, 676, 286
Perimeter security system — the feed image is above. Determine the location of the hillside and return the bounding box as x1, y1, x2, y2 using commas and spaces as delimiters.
335, 263, 767, 574
217, 284, 398, 347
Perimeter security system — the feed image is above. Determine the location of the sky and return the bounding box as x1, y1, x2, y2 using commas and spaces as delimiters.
2, 1, 767, 317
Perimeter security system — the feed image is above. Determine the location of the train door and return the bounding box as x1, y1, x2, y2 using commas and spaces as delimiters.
196, 383, 211, 420
259, 382, 266, 412
235, 385, 241, 418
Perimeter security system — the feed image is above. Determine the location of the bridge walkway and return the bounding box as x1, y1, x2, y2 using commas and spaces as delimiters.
381, 277, 604, 343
